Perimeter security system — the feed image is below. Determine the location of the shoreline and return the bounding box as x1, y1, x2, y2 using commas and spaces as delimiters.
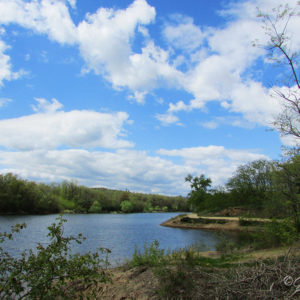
161, 213, 266, 232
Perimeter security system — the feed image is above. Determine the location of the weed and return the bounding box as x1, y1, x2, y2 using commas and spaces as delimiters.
129, 240, 166, 267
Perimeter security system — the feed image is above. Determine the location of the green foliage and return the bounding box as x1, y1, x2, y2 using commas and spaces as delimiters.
120, 200, 134, 213
226, 159, 275, 208
0, 173, 189, 214
129, 240, 240, 299
184, 154, 300, 227
88, 200, 102, 213
0, 173, 60, 214
130, 240, 166, 267
218, 218, 299, 252
0, 216, 111, 299
238, 217, 266, 226
185, 174, 212, 212
273, 155, 300, 231
59, 196, 76, 210
251, 218, 298, 249
162, 206, 168, 212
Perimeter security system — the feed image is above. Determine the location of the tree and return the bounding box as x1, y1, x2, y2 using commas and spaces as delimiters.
120, 200, 134, 213
226, 159, 276, 207
0, 216, 111, 299
274, 154, 300, 231
185, 174, 212, 212
257, 3, 300, 141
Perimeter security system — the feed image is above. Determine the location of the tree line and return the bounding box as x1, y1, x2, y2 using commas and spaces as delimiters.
0, 174, 189, 214
186, 151, 300, 231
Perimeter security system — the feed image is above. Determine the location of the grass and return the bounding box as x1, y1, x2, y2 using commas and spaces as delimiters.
126, 238, 300, 299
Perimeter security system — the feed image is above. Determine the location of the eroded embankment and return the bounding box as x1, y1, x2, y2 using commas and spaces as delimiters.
161, 213, 269, 231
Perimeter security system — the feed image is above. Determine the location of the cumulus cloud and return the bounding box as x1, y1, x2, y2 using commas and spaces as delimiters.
0, 144, 268, 195
0, 40, 24, 86
158, 145, 269, 185
163, 15, 205, 52
229, 81, 282, 126
77, 0, 167, 92
0, 0, 183, 101
156, 0, 300, 133
32, 97, 63, 113
0, 149, 194, 194
0, 98, 133, 150
0, 0, 77, 44
155, 112, 179, 126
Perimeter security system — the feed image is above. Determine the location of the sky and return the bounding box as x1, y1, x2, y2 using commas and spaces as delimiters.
0, 0, 299, 196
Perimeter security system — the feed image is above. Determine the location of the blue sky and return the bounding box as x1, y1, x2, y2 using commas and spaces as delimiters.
0, 0, 299, 195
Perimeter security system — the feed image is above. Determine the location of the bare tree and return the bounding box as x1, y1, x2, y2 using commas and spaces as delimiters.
256, 3, 300, 141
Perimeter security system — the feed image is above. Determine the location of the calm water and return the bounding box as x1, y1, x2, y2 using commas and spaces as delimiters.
0, 213, 221, 266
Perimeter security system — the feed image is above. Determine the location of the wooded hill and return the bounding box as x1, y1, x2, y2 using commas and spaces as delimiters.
0, 174, 189, 214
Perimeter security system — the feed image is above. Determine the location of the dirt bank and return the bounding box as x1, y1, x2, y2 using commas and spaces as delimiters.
161, 213, 269, 231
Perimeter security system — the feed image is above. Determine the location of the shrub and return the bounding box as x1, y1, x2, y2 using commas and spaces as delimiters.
130, 240, 166, 267
89, 200, 102, 213
0, 215, 111, 299
255, 218, 298, 248
120, 200, 134, 213
238, 217, 266, 226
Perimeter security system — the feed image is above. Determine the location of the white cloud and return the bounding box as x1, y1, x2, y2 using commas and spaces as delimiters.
0, 0, 77, 44
0, 40, 24, 86
157, 0, 300, 131
0, 149, 194, 195
201, 121, 219, 130
0, 144, 269, 195
168, 100, 189, 113
163, 15, 205, 52
0, 97, 12, 107
77, 0, 157, 89
66, 0, 76, 9
128, 91, 148, 104
280, 135, 299, 147
158, 145, 269, 185
229, 81, 282, 126
32, 97, 63, 113
155, 113, 179, 126
0, 98, 133, 150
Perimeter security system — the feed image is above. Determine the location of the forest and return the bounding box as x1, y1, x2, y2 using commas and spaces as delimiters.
185, 150, 300, 231
0, 174, 189, 214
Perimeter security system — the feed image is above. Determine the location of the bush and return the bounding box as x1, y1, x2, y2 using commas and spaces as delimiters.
155, 263, 194, 299
130, 240, 166, 267
0, 215, 111, 299
89, 200, 102, 213
120, 200, 134, 213
238, 217, 266, 226
233, 218, 298, 250
254, 218, 298, 248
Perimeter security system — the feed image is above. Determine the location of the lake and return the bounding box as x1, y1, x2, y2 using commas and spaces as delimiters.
0, 213, 221, 266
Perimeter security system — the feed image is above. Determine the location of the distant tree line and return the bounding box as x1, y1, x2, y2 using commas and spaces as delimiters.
186, 152, 300, 231
0, 174, 189, 214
